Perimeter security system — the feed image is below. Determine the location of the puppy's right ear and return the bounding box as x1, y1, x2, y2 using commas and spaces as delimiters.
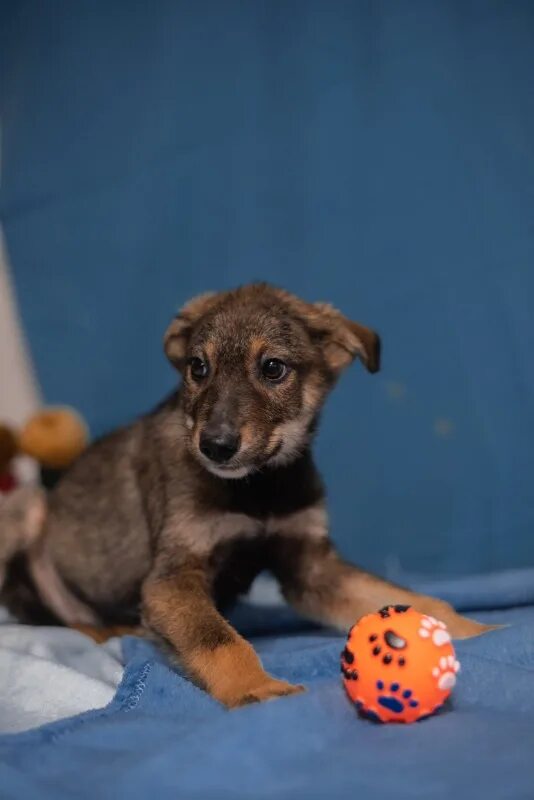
164, 292, 219, 369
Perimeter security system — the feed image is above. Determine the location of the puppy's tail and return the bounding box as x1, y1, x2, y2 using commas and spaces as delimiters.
0, 486, 99, 626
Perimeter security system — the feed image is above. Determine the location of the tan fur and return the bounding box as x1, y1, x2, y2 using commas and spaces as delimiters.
161, 508, 262, 556
249, 337, 268, 360
301, 381, 323, 413
267, 414, 314, 466
72, 624, 142, 643
266, 503, 328, 541
204, 340, 216, 362
239, 421, 256, 450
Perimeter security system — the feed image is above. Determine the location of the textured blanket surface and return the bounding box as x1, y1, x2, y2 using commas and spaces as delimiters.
1, 569, 534, 800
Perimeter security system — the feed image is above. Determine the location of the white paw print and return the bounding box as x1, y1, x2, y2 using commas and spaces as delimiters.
432, 655, 460, 690
419, 615, 451, 646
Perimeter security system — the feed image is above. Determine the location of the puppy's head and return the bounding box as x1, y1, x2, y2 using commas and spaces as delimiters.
164, 284, 380, 478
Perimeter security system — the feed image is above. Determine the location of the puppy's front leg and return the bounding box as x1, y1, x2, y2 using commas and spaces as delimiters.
142, 563, 303, 708
269, 523, 492, 639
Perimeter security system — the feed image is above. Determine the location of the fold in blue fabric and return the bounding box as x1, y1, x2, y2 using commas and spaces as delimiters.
408, 566, 534, 611
1, 570, 534, 800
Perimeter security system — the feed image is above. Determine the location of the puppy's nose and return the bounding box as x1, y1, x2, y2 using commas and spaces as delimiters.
199, 429, 240, 464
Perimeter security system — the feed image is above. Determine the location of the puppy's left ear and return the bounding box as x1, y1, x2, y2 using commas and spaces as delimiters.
164, 292, 219, 370
307, 302, 381, 375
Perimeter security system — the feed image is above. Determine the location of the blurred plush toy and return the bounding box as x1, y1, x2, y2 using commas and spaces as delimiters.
0, 424, 19, 494
18, 407, 89, 489
341, 605, 460, 723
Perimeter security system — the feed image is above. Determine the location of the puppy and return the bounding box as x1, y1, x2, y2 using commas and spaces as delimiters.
7, 284, 490, 707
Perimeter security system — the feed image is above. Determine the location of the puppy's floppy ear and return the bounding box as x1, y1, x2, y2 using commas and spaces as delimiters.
164, 292, 219, 369
300, 301, 380, 375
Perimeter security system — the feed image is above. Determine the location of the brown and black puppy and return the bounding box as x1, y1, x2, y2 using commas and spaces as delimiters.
10, 284, 490, 707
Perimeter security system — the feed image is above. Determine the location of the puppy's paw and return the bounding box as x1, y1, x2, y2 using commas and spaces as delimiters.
445, 615, 501, 640
238, 677, 305, 707
224, 677, 305, 708
198, 640, 306, 708
417, 600, 499, 639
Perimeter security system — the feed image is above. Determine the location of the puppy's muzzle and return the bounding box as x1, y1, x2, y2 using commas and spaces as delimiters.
199, 425, 241, 464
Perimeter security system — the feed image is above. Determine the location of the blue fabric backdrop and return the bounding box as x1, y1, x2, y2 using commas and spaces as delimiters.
1, 0, 533, 576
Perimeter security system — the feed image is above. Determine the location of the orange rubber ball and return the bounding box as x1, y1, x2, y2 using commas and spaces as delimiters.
341, 605, 460, 723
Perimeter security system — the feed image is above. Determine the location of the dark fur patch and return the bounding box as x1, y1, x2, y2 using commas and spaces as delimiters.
199, 451, 324, 519
192, 617, 236, 651
210, 537, 269, 609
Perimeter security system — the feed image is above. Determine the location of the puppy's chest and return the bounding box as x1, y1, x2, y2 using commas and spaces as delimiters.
183, 499, 328, 563
178, 510, 273, 556
205, 501, 327, 607
171, 455, 326, 560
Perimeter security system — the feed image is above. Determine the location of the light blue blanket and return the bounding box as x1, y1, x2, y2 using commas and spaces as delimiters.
1, 569, 533, 800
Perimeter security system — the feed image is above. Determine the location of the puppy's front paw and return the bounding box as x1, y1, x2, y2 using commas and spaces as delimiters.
235, 677, 305, 708
200, 640, 306, 708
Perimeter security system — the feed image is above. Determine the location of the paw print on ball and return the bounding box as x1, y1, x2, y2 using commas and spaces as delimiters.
376, 680, 419, 713
418, 615, 451, 646
432, 655, 460, 690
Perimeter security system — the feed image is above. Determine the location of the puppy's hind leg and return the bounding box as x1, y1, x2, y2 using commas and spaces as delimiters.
270, 536, 496, 639
0, 487, 47, 589
28, 542, 101, 626
0, 485, 100, 625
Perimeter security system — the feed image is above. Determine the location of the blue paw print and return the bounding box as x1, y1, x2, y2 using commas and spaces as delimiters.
376, 681, 419, 713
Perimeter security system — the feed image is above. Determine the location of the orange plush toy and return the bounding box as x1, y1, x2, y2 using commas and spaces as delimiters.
341, 605, 460, 723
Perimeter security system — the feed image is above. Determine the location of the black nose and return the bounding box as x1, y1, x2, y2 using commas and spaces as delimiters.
199, 430, 240, 464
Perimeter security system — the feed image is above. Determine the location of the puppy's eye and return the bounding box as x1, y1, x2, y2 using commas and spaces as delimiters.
188, 357, 209, 381
262, 359, 287, 382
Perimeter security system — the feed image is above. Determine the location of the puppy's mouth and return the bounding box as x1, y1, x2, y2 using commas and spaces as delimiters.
203, 462, 253, 480
189, 420, 301, 479
195, 442, 273, 480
